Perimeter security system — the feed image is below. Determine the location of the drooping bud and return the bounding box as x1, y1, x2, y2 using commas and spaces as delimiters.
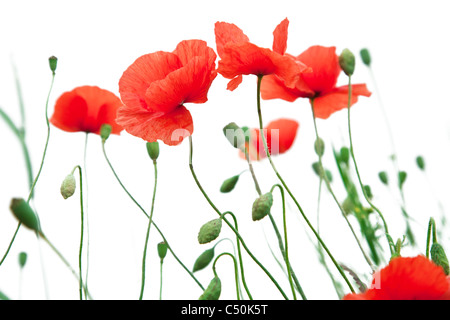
312, 162, 323, 177
314, 137, 325, 157
223, 122, 246, 150
431, 243, 450, 275
100, 124, 112, 142
339, 49, 355, 76
398, 171, 407, 189
378, 171, 388, 185
198, 219, 222, 244
18, 252, 28, 269
10, 198, 40, 232
193, 247, 215, 273
252, 192, 273, 221
416, 156, 425, 171
220, 175, 239, 193
146, 141, 160, 161
157, 241, 168, 261
60, 174, 76, 199
48, 56, 58, 74
199, 276, 221, 300
359, 48, 371, 67
363, 185, 373, 200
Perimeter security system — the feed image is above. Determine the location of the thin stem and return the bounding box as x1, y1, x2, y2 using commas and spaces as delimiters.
212, 252, 240, 300
159, 258, 164, 300
139, 159, 158, 300
188, 135, 289, 299
310, 99, 375, 273
345, 75, 393, 256
82, 133, 90, 299
101, 140, 204, 291
255, 75, 354, 293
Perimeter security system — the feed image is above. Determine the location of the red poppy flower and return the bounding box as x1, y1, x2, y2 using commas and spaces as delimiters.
116, 40, 217, 146
50, 86, 124, 135
343, 255, 450, 300
240, 118, 299, 161
214, 18, 309, 91
260, 45, 372, 119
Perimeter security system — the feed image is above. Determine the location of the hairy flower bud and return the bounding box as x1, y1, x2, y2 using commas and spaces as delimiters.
49, 56, 58, 74
193, 247, 215, 273
10, 198, 40, 232
220, 175, 239, 193
146, 141, 160, 161
60, 174, 76, 199
359, 48, 371, 67
199, 276, 221, 300
252, 192, 273, 221
314, 137, 325, 157
157, 241, 168, 260
198, 219, 222, 244
100, 124, 112, 142
339, 49, 355, 76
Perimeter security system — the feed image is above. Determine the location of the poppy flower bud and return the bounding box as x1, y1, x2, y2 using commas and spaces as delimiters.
339, 49, 355, 76
431, 243, 450, 275
18, 252, 27, 269
252, 192, 273, 221
157, 241, 168, 261
60, 174, 76, 199
378, 171, 388, 185
312, 162, 323, 177
220, 175, 239, 193
199, 276, 221, 300
10, 198, 40, 232
146, 141, 160, 161
223, 122, 246, 150
416, 156, 425, 171
314, 137, 325, 157
325, 169, 333, 183
359, 48, 371, 67
48, 56, 58, 74
398, 171, 407, 189
100, 124, 112, 142
363, 185, 373, 200
340, 147, 350, 164
192, 247, 215, 273
198, 219, 222, 244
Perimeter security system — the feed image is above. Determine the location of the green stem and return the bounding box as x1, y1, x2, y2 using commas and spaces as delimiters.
82, 133, 90, 298
310, 99, 375, 273
426, 217, 437, 258
139, 159, 158, 300
188, 135, 289, 299
345, 75, 393, 256
159, 259, 164, 300
101, 140, 204, 291
255, 75, 354, 293
212, 252, 240, 300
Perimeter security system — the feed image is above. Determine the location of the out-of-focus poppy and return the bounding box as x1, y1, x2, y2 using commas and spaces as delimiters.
343, 255, 450, 300
50, 86, 123, 135
214, 18, 309, 91
116, 40, 217, 146
261, 45, 371, 119
240, 118, 299, 161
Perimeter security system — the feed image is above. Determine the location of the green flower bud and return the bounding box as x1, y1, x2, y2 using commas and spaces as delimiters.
339, 49, 355, 76
378, 171, 388, 185
359, 48, 371, 67
342, 197, 354, 215
220, 175, 239, 193
146, 141, 160, 161
198, 219, 222, 244
416, 156, 425, 171
223, 122, 246, 150
157, 241, 168, 260
100, 124, 112, 142
431, 243, 450, 275
192, 247, 215, 273
340, 147, 350, 164
10, 198, 40, 232
252, 192, 273, 221
48, 56, 58, 74
363, 185, 373, 200
312, 162, 322, 177
199, 276, 221, 300
18, 252, 27, 269
314, 137, 325, 157
398, 171, 407, 189
325, 169, 333, 183
60, 174, 76, 199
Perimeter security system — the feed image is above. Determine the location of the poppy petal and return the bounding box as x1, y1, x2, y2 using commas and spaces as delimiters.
116, 103, 193, 146
272, 18, 289, 55
214, 21, 250, 58
312, 83, 372, 119
50, 91, 88, 132
261, 74, 309, 102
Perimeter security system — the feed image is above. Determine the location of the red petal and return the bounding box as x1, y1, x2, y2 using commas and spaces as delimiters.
214, 21, 249, 58
312, 83, 371, 119
116, 103, 193, 146
272, 18, 289, 55
173, 39, 217, 69
261, 74, 308, 102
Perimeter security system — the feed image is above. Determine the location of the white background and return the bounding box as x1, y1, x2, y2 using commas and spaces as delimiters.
0, 0, 450, 300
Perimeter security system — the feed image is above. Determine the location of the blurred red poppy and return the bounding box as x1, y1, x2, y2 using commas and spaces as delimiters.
240, 118, 299, 161
50, 86, 124, 135
214, 18, 309, 91
116, 40, 217, 146
343, 255, 450, 300
261, 45, 371, 119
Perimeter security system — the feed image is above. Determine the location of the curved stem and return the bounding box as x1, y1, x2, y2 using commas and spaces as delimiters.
310, 99, 375, 273
212, 252, 240, 300
345, 75, 393, 256
101, 140, 204, 291
139, 159, 158, 300
188, 135, 289, 299
255, 75, 354, 293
